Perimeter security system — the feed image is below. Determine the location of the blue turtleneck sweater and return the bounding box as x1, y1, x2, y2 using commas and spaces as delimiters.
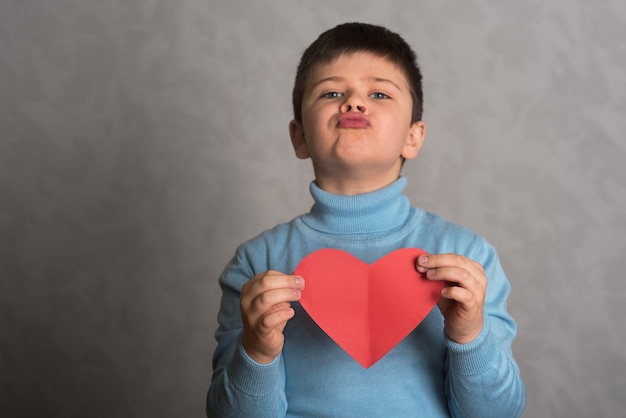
207, 177, 525, 417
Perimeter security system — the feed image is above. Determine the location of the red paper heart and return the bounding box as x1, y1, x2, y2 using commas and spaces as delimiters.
295, 248, 444, 368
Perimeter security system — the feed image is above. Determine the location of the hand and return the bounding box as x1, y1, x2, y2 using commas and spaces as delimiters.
240, 270, 305, 364
416, 254, 486, 344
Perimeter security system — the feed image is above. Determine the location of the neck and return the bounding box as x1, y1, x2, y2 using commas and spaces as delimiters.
312, 165, 403, 195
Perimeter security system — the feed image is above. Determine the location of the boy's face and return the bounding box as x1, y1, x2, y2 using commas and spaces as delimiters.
290, 52, 425, 194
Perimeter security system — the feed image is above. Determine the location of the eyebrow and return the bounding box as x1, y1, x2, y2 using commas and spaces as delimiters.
311, 76, 403, 91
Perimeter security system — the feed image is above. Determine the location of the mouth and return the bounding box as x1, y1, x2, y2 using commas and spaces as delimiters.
337, 113, 370, 129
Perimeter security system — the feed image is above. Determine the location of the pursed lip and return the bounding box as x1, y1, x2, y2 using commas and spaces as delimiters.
337, 113, 370, 129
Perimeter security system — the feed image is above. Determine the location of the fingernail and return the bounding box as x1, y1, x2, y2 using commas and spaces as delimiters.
419, 255, 429, 265
427, 269, 436, 278
295, 276, 304, 286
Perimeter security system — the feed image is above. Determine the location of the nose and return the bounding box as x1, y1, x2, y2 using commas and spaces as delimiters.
341, 93, 367, 113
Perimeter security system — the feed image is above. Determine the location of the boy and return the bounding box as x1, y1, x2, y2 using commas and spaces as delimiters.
207, 22, 525, 417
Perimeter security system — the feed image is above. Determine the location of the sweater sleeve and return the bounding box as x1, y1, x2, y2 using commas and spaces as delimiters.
444, 240, 526, 418
206, 248, 288, 417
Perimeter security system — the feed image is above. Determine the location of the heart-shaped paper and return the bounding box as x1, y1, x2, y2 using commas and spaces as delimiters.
295, 248, 444, 368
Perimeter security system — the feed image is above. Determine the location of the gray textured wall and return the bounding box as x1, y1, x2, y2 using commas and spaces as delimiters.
1, 1, 625, 417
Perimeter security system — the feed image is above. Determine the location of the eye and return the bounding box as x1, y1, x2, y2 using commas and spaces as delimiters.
322, 91, 343, 99
370, 92, 390, 99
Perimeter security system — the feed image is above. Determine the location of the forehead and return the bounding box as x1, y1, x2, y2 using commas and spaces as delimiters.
306, 52, 410, 89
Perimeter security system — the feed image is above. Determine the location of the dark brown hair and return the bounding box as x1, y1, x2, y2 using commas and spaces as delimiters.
292, 22, 424, 124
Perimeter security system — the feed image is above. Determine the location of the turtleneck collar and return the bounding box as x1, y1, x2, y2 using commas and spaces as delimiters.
300, 176, 412, 235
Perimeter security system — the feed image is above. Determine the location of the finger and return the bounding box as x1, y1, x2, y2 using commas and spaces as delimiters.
268, 301, 292, 315
440, 284, 476, 306
439, 286, 483, 331
257, 273, 305, 292
425, 266, 478, 289
255, 287, 302, 309
417, 254, 485, 281
417, 253, 476, 270
242, 273, 304, 305
257, 303, 296, 334
246, 287, 302, 318
415, 253, 431, 273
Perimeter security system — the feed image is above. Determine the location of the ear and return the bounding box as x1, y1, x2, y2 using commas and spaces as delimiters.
289, 120, 310, 159
401, 121, 426, 160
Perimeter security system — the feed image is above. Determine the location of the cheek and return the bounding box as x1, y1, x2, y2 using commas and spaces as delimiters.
302, 109, 331, 138
380, 116, 408, 136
